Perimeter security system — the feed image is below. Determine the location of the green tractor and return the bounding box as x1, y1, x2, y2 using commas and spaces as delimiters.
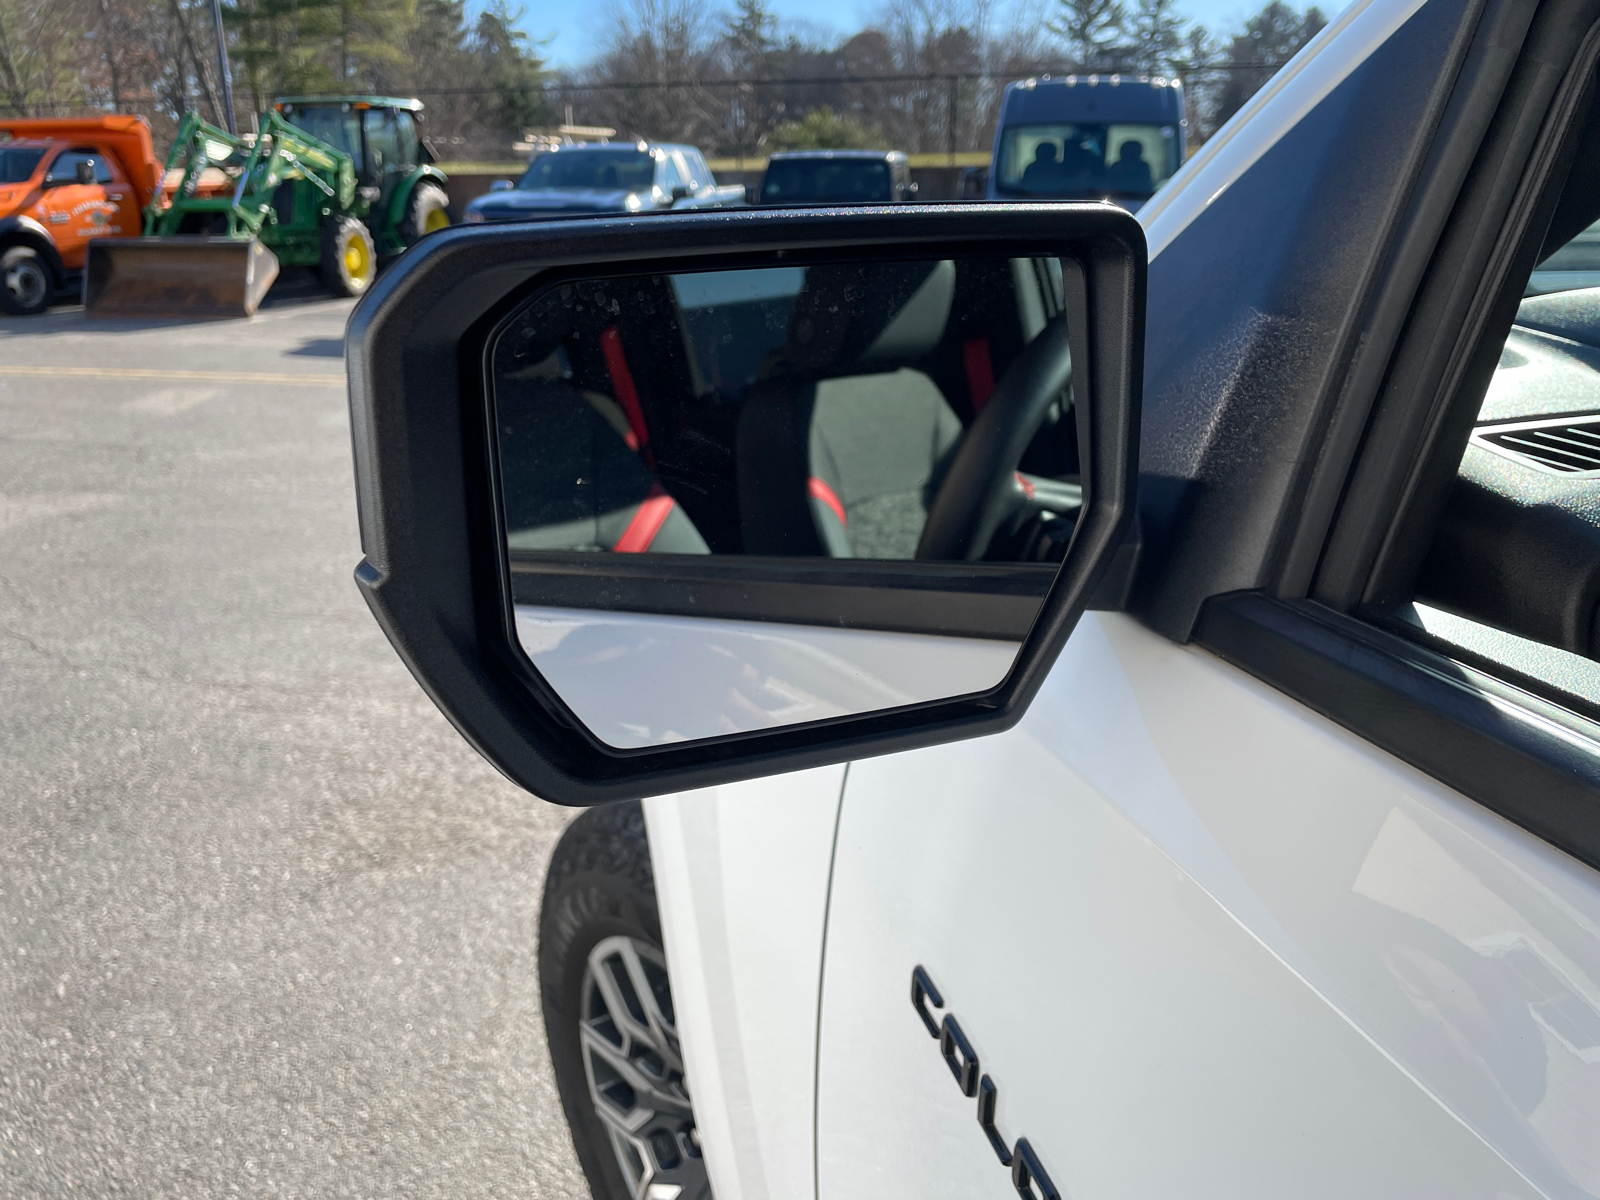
85, 96, 451, 318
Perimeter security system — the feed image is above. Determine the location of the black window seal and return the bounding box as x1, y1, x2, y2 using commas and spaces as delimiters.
1194, 592, 1600, 874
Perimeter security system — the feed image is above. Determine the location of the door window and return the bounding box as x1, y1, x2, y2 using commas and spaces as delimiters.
1397, 118, 1600, 716
363, 109, 403, 180
680, 150, 708, 192
658, 152, 687, 196
394, 110, 419, 169
45, 150, 114, 186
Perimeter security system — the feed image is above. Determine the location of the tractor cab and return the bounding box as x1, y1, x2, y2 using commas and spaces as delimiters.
273, 97, 433, 213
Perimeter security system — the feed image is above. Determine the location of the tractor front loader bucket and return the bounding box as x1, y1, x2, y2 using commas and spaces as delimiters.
83, 237, 279, 319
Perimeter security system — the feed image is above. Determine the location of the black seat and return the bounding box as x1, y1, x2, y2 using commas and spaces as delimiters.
498, 372, 709, 555
735, 261, 962, 559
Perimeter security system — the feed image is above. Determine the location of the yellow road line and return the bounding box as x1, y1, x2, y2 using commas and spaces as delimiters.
0, 365, 345, 387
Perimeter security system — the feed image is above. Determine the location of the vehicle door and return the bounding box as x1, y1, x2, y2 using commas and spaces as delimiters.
362, 108, 406, 212
38, 148, 127, 269
814, 0, 1600, 1197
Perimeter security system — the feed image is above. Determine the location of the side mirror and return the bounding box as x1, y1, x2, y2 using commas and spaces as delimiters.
489, 179, 514, 192
76, 160, 97, 186
346, 206, 1143, 804
670, 183, 692, 202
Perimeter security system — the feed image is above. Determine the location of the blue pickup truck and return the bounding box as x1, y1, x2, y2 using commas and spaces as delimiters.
464, 142, 744, 224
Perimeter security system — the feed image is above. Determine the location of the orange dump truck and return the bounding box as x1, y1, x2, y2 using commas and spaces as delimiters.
0, 116, 165, 315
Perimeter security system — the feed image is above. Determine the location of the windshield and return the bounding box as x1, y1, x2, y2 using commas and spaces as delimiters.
0, 147, 44, 184
281, 107, 362, 162
995, 122, 1180, 199
760, 159, 892, 204
518, 150, 655, 192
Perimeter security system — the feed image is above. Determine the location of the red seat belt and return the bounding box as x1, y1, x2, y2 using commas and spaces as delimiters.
600, 325, 652, 461
807, 476, 847, 527
614, 486, 677, 553
963, 337, 995, 413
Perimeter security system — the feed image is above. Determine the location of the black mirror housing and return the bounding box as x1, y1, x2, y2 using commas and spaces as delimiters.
346, 205, 1144, 804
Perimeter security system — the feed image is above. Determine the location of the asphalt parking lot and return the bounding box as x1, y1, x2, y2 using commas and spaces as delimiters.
0, 275, 588, 1198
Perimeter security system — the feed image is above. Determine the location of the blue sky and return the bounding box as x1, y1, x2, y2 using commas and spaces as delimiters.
506, 0, 1290, 70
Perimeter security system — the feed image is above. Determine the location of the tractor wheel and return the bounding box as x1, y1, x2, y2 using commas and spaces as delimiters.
319, 215, 377, 298
399, 182, 451, 247
0, 246, 53, 316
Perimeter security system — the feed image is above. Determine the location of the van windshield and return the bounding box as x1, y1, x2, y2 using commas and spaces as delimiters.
0, 147, 44, 183
518, 150, 656, 192
995, 122, 1180, 199
760, 159, 892, 203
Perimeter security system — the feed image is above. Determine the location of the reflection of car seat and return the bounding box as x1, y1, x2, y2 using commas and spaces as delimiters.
736, 261, 962, 558
498, 375, 709, 554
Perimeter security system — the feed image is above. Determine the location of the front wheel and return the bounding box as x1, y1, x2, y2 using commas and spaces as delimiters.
0, 246, 53, 315
318, 215, 376, 297
539, 803, 711, 1200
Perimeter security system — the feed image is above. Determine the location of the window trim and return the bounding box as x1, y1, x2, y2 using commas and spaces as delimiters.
1195, 593, 1600, 873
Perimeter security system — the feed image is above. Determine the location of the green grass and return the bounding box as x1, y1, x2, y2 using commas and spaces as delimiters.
435, 162, 525, 175
441, 152, 992, 177
707, 151, 988, 171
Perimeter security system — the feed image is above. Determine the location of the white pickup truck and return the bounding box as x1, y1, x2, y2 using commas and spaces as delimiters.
350, 0, 1600, 1192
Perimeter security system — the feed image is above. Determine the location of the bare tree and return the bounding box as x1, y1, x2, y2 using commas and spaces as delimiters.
1046, 0, 1125, 68
575, 0, 722, 142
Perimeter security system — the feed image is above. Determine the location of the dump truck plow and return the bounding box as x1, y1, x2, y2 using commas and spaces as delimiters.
84, 238, 279, 319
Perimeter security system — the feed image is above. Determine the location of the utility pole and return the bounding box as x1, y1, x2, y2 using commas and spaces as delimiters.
210, 0, 236, 133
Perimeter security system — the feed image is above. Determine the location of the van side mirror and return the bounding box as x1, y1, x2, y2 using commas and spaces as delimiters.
346, 206, 1144, 803
669, 183, 692, 202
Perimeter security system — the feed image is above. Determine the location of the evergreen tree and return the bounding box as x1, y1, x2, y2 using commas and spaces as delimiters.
470, 2, 548, 132
769, 105, 880, 150
1047, 0, 1127, 68
1213, 0, 1324, 127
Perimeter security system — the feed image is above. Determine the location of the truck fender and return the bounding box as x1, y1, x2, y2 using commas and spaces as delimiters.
0, 214, 66, 287
387, 165, 451, 229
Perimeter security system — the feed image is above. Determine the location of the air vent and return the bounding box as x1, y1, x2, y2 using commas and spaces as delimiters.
1474, 416, 1600, 475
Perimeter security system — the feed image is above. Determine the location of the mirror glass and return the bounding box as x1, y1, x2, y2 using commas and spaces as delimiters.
491, 254, 1082, 748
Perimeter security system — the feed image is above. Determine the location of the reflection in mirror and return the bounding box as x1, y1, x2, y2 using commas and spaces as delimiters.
491, 254, 1082, 747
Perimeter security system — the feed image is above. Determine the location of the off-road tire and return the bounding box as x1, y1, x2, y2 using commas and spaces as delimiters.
398, 182, 451, 247
539, 803, 712, 1200
0, 246, 53, 316
318, 215, 376, 297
